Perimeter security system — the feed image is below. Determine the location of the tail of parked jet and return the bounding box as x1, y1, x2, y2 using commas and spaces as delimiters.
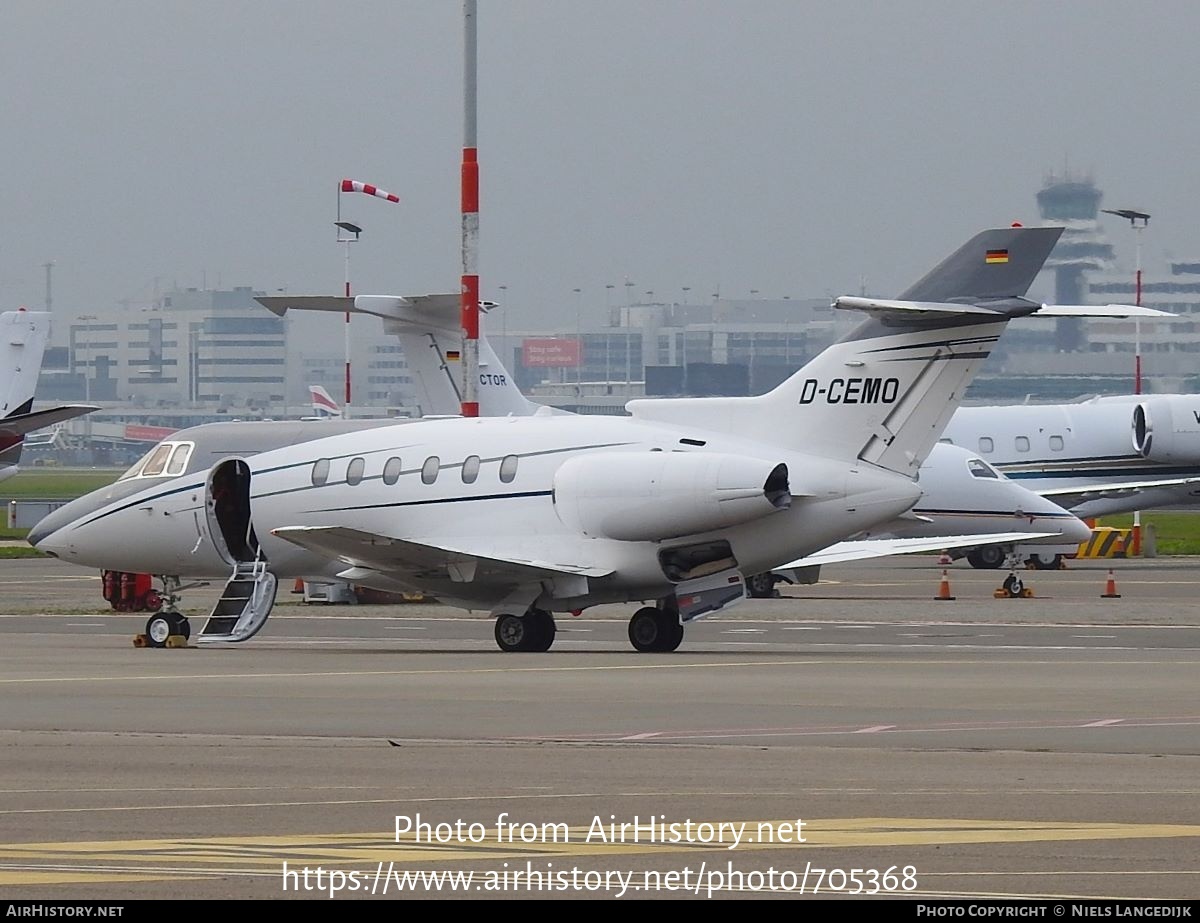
0, 310, 96, 483
257, 293, 543, 418
629, 226, 1165, 478
307, 384, 340, 419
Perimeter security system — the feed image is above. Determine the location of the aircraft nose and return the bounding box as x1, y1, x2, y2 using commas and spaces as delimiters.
27, 509, 66, 552
1063, 514, 1094, 545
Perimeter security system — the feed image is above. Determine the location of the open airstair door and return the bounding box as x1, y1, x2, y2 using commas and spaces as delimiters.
198, 458, 277, 644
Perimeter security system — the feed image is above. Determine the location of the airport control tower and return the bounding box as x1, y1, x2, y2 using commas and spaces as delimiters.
1036, 173, 1115, 351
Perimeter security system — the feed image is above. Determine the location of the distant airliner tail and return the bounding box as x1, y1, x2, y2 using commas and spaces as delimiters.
308, 384, 340, 418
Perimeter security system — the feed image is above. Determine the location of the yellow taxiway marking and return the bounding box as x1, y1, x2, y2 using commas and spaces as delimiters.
1, 817, 1199, 888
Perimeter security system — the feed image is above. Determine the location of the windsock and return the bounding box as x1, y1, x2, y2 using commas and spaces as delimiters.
339, 179, 400, 204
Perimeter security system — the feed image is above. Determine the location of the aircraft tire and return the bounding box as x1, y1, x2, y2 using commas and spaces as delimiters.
745, 573, 777, 599
1025, 552, 1062, 570
1002, 574, 1024, 598
144, 613, 172, 648
494, 613, 531, 652
966, 547, 1005, 569
628, 607, 684, 653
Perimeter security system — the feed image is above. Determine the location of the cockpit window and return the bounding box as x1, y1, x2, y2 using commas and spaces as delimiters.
967, 458, 1001, 479
118, 447, 157, 480
117, 440, 195, 481
137, 444, 174, 478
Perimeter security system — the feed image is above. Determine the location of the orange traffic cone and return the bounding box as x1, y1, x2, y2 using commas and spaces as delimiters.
934, 569, 955, 601
1101, 568, 1121, 599
292, 578, 305, 594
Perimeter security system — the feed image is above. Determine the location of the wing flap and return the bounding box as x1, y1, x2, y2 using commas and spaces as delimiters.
272, 526, 614, 583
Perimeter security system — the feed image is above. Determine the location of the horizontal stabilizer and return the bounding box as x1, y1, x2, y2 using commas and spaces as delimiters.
777, 531, 1050, 569
272, 526, 614, 582
1034, 303, 1176, 318
256, 293, 496, 322
834, 296, 1027, 318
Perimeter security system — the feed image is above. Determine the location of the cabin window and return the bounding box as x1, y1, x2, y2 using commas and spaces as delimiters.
421, 456, 440, 485
1015, 436, 1030, 453
499, 454, 518, 483
346, 457, 365, 486
1049, 435, 1065, 452
311, 458, 330, 486
166, 443, 192, 476
968, 458, 1001, 479
382, 457, 402, 485
462, 455, 480, 484
978, 437, 994, 455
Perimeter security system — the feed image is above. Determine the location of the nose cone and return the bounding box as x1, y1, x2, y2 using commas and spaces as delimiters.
27, 504, 73, 553
27, 489, 122, 561
1061, 513, 1094, 545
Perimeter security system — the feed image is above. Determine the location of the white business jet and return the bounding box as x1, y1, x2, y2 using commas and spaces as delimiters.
36, 224, 1120, 654
31, 270, 1091, 640
944, 394, 1200, 536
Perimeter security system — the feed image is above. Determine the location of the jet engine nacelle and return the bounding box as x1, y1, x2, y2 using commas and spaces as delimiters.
552, 451, 791, 542
1132, 396, 1200, 463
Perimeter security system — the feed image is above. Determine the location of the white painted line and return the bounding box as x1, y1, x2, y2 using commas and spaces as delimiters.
723, 629, 766, 634
621, 732, 662, 740
854, 725, 896, 734
1083, 718, 1124, 727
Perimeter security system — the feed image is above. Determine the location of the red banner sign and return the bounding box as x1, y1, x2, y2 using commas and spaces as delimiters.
522, 338, 581, 368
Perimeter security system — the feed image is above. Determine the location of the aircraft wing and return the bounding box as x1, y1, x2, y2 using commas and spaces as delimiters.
0, 404, 98, 438
271, 526, 614, 584
1038, 477, 1200, 506
775, 531, 1051, 569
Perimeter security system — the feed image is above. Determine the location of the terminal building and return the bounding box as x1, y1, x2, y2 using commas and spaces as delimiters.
23, 172, 1199, 461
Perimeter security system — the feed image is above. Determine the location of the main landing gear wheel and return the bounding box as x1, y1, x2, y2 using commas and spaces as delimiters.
628, 606, 684, 653
144, 611, 190, 648
1025, 552, 1063, 570
745, 572, 777, 599
966, 546, 1005, 569
494, 610, 556, 652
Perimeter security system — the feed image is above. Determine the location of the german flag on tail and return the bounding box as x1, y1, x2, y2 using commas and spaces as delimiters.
985, 248, 1009, 264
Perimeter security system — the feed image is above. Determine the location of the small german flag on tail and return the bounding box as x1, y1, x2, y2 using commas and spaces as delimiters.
985, 248, 1009, 264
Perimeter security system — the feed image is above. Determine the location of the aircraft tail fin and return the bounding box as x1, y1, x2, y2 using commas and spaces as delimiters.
628, 226, 1064, 477
308, 384, 340, 418
0, 311, 52, 480
257, 293, 542, 418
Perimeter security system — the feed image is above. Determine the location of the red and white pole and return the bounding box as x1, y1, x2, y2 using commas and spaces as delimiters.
343, 247, 352, 416
460, 0, 480, 417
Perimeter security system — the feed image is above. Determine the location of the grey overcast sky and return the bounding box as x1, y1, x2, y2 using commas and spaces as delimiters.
3, 0, 1198, 331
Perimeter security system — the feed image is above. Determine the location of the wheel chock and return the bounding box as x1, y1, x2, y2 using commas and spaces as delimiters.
1021, 587, 1034, 598
165, 635, 188, 649
992, 588, 1008, 599
133, 634, 149, 647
